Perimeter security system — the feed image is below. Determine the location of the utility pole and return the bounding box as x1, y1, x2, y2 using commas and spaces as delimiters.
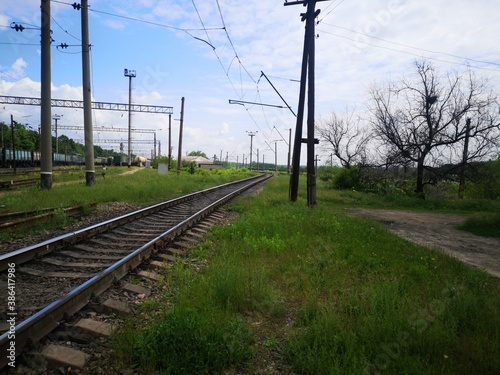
315, 154, 320, 176
153, 132, 157, 160
40, 0, 52, 189
288, 128, 292, 174
177, 97, 185, 175
52, 114, 61, 153
272, 140, 283, 173
247, 131, 257, 170
286, 0, 328, 207
81, 0, 95, 185
124, 68, 136, 168
168, 114, 172, 170
458, 118, 472, 199
119, 142, 124, 166
11, 115, 16, 174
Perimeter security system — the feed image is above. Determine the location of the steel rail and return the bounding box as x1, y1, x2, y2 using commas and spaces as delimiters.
0, 173, 272, 369
0, 174, 266, 272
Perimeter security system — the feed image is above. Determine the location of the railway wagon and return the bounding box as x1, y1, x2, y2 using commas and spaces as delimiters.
1, 148, 38, 167
53, 152, 84, 165
1, 147, 85, 167
95, 156, 114, 166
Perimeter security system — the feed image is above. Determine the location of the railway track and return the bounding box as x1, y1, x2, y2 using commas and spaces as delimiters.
0, 178, 39, 190
0, 173, 272, 371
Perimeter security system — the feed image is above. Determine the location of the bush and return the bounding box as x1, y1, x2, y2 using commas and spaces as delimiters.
332, 167, 363, 190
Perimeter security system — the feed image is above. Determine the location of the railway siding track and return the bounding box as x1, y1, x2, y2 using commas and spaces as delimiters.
0, 173, 272, 370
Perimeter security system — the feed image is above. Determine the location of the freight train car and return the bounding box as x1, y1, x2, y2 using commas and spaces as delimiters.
1, 148, 85, 168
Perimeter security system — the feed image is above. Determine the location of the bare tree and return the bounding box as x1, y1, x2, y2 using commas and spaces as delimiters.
316, 110, 370, 169
369, 60, 499, 197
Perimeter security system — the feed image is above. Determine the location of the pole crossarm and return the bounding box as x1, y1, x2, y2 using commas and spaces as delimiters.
0, 95, 173, 114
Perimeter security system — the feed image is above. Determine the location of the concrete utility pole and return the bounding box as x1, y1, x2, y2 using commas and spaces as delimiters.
124, 68, 136, 168
288, 128, 292, 174
177, 97, 185, 175
286, 0, 329, 206
52, 114, 61, 153
40, 0, 52, 189
168, 114, 172, 170
247, 131, 257, 170
81, 0, 95, 185
10, 115, 16, 174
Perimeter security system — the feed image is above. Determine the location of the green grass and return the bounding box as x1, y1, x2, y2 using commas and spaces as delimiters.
0, 167, 256, 241
111, 175, 499, 374
456, 212, 500, 237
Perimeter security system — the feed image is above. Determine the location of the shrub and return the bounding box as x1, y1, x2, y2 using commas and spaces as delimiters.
332, 166, 363, 190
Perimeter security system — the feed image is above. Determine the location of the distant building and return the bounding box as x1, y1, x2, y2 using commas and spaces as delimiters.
181, 156, 222, 170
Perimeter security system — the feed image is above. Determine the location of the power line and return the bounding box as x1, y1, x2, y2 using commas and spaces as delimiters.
317, 28, 500, 73
215, 0, 256, 84
50, 14, 81, 41
321, 22, 500, 68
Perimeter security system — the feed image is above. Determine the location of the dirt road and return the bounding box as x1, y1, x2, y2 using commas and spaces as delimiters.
346, 208, 500, 279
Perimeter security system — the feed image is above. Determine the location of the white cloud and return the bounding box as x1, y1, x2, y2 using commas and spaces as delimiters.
104, 19, 125, 30
10, 58, 28, 79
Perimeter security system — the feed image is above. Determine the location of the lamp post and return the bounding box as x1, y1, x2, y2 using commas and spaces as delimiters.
124, 68, 136, 168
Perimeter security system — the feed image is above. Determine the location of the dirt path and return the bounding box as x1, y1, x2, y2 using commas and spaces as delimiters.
346, 208, 500, 279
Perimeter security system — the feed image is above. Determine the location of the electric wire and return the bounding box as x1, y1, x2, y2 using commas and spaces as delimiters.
215, 0, 256, 84
50, 14, 81, 42
317, 28, 500, 73
321, 22, 500, 68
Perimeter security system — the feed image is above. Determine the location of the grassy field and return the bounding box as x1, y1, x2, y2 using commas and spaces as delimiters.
111, 174, 499, 375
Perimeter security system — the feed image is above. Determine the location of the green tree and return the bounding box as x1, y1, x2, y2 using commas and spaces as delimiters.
188, 150, 208, 159
1, 121, 39, 150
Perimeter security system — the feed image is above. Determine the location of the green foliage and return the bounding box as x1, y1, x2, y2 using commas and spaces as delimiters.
188, 150, 208, 158
456, 212, 500, 237
465, 158, 500, 199
152, 156, 176, 170
332, 166, 364, 190
1, 121, 39, 150
317, 165, 340, 182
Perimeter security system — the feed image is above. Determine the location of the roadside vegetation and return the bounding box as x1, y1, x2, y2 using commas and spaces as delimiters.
111, 174, 499, 374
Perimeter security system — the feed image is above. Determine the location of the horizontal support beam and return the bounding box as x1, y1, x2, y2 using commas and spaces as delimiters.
0, 95, 173, 114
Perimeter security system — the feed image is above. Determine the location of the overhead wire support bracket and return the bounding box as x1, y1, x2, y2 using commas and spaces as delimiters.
228, 99, 286, 109
260, 71, 296, 117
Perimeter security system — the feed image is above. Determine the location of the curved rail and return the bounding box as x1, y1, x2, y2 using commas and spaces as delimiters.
0, 173, 272, 369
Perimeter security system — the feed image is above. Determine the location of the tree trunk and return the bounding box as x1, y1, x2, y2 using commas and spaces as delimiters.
415, 157, 425, 198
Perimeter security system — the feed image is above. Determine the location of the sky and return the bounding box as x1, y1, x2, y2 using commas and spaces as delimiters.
1, 0, 499, 166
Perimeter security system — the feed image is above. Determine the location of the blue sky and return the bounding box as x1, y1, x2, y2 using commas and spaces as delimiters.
1, 0, 499, 165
